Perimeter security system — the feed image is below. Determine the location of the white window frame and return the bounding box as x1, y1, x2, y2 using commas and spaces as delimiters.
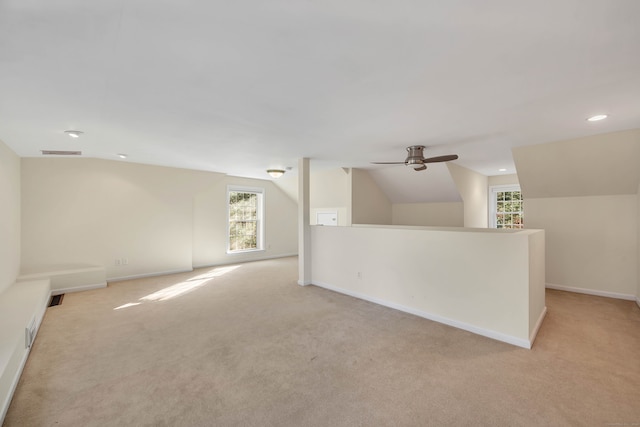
227, 185, 265, 254
489, 184, 523, 229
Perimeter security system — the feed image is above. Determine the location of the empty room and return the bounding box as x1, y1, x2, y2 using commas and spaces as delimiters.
1, 1, 639, 426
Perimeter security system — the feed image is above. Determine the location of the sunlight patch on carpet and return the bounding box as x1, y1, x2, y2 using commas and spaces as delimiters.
113, 265, 242, 310
114, 302, 141, 310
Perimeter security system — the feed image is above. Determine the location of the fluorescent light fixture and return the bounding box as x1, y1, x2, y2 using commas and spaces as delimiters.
65, 130, 83, 138
498, 168, 507, 172
267, 169, 285, 178
587, 114, 608, 122
117, 153, 128, 159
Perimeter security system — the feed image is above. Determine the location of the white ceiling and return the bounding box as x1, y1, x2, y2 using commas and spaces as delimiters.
1, 1, 639, 203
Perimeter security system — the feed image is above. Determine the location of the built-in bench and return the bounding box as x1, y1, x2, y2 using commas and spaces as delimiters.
0, 279, 51, 423
18, 264, 106, 295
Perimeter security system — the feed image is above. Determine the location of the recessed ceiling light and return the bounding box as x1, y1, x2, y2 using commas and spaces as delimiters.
586, 114, 608, 122
64, 130, 83, 138
498, 168, 507, 172
117, 154, 127, 159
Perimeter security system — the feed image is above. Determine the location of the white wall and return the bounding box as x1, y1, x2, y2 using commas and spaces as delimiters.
351, 169, 391, 225
488, 174, 519, 187
526, 195, 637, 297
21, 158, 298, 280
513, 129, 640, 198
392, 202, 463, 227
21, 158, 212, 279
192, 176, 298, 267
311, 225, 546, 348
447, 163, 488, 228
272, 168, 352, 226
310, 168, 351, 226
0, 140, 21, 295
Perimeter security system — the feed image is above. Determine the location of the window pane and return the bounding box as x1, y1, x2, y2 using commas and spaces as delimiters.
228, 189, 262, 252
491, 187, 523, 229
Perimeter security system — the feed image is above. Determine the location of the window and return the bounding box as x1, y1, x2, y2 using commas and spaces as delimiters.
489, 185, 524, 229
227, 186, 264, 252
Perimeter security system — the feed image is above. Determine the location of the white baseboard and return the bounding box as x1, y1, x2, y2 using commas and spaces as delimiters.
636, 297, 640, 309
192, 253, 298, 270
51, 282, 107, 296
529, 307, 547, 347
546, 283, 636, 301
297, 280, 312, 286
312, 281, 532, 349
110, 255, 299, 283
108, 268, 194, 283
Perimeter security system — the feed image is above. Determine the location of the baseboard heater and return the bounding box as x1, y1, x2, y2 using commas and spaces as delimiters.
25, 317, 36, 349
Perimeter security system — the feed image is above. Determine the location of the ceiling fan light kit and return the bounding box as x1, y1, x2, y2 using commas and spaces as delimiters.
372, 145, 458, 172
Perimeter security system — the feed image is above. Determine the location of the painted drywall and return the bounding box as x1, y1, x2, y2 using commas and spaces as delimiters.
21, 158, 217, 279
447, 163, 488, 228
311, 225, 545, 348
513, 129, 640, 199
311, 168, 351, 226
526, 195, 637, 297
0, 140, 21, 295
488, 174, 519, 187
528, 230, 546, 339
272, 168, 352, 226
272, 174, 298, 203
351, 169, 391, 225
192, 175, 298, 267
392, 202, 464, 227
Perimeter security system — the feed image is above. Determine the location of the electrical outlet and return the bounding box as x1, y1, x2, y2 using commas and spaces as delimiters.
122, 258, 129, 265
115, 259, 121, 266
357, 271, 362, 279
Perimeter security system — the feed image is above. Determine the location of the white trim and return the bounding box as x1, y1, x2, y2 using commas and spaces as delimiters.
529, 306, 547, 347
108, 268, 193, 282
297, 280, 312, 286
546, 283, 636, 301
18, 265, 104, 281
51, 282, 107, 296
636, 297, 640, 309
225, 248, 265, 256
312, 280, 532, 349
192, 253, 298, 270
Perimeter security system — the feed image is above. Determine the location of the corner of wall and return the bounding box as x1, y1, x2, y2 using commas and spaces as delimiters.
350, 169, 392, 225
0, 139, 21, 295
637, 180, 640, 303
447, 163, 488, 228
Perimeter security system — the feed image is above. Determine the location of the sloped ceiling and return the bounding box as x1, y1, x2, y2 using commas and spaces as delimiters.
1, 1, 640, 203
513, 129, 640, 198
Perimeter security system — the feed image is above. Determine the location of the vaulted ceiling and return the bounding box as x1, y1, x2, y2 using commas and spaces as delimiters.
1, 1, 639, 202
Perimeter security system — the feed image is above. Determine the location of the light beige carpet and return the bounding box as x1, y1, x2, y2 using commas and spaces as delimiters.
4, 256, 640, 426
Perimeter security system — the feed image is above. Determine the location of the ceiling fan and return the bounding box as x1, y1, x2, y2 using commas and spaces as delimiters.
372, 145, 458, 171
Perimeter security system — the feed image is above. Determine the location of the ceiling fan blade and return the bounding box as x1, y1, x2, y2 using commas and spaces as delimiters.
371, 161, 406, 164
422, 154, 458, 163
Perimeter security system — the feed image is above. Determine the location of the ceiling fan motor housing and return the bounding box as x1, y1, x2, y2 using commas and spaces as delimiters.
405, 145, 426, 168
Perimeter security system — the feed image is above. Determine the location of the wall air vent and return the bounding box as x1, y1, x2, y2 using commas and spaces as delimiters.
41, 150, 82, 156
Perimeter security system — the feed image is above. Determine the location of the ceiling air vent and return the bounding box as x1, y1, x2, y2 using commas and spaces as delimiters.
41, 150, 82, 156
